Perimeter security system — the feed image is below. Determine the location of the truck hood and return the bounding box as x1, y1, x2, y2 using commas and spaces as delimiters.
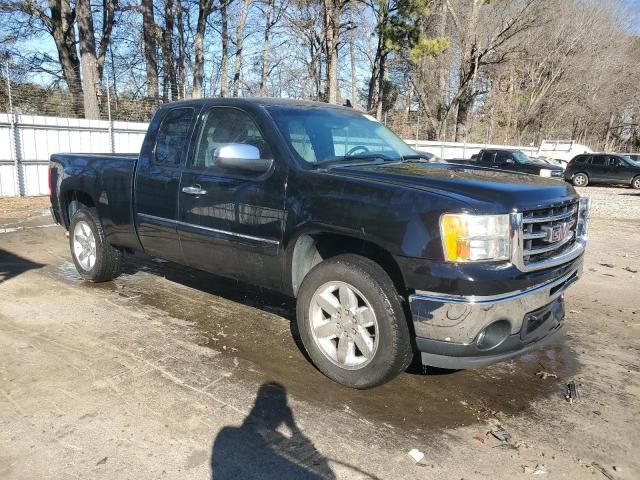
330, 162, 578, 213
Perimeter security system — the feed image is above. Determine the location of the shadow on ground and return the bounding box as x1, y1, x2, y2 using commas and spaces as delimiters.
211, 382, 337, 480
0, 248, 45, 284
211, 382, 382, 480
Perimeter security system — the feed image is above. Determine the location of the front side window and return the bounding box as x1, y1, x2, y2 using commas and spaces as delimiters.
192, 108, 272, 170
609, 156, 622, 167
495, 151, 511, 164
267, 106, 415, 165
154, 108, 194, 166
511, 151, 532, 163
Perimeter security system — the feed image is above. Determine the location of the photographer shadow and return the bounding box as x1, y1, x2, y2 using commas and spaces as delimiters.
211, 382, 335, 480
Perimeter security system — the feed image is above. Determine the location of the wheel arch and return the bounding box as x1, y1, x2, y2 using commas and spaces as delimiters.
61, 189, 97, 228
288, 231, 407, 298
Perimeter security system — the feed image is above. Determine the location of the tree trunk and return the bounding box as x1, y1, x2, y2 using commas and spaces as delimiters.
454, 0, 481, 141
193, 0, 214, 98
323, 0, 340, 104
367, 36, 382, 112
367, 1, 388, 116
76, 0, 101, 118
604, 111, 615, 151
97, 0, 116, 82
375, 52, 387, 120
161, 0, 178, 100
142, 0, 159, 99
176, 0, 186, 98
258, 0, 274, 96
232, 0, 250, 97
220, 1, 230, 97
349, 0, 357, 107
48, 0, 84, 115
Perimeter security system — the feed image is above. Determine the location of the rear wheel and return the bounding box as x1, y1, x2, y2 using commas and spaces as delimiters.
572, 173, 589, 187
296, 254, 413, 389
632, 176, 640, 190
69, 207, 122, 282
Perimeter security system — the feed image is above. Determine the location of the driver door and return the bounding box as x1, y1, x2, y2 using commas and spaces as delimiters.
177, 106, 286, 290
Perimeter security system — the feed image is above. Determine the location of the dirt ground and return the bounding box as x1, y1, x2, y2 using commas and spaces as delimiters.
0, 191, 638, 480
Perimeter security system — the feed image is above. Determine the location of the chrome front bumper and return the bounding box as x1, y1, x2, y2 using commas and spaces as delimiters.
409, 259, 582, 368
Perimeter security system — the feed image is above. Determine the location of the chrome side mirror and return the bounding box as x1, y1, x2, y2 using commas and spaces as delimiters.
213, 144, 273, 173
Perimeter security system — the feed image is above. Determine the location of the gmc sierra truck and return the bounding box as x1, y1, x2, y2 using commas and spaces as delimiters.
49, 98, 589, 389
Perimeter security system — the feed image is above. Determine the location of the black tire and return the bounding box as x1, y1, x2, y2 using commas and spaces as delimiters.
632, 176, 640, 190
69, 207, 122, 282
296, 254, 413, 389
572, 173, 589, 187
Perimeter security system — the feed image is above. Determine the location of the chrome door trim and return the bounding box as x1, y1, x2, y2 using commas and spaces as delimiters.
137, 213, 280, 246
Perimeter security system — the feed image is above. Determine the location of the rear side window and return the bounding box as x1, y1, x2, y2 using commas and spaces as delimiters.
154, 108, 194, 166
573, 156, 587, 164
478, 151, 494, 163
590, 155, 606, 166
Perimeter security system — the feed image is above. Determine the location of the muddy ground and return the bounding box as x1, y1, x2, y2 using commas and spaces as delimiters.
0, 192, 638, 480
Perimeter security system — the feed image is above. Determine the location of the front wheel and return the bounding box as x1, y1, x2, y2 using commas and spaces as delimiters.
69, 207, 122, 282
296, 254, 413, 389
572, 173, 589, 187
632, 176, 640, 190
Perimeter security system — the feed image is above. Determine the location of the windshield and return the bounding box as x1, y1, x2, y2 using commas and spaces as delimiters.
267, 106, 416, 165
512, 150, 533, 164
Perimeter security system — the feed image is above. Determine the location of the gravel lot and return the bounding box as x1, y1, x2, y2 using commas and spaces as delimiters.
1, 190, 639, 480
575, 186, 640, 220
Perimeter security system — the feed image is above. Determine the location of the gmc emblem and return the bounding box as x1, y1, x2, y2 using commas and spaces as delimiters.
542, 221, 574, 243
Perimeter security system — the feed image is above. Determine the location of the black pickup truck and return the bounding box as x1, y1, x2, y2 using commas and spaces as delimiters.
452, 149, 565, 178
49, 98, 589, 389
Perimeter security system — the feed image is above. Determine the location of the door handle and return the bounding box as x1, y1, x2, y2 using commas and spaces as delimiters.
181, 185, 207, 196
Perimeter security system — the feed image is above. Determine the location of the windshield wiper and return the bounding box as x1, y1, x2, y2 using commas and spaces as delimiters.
311, 153, 396, 169
401, 153, 431, 162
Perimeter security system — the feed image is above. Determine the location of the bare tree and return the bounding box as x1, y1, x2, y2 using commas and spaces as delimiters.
1, 0, 84, 114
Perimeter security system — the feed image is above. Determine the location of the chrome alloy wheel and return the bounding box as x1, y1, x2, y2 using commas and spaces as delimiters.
73, 220, 97, 271
309, 281, 379, 370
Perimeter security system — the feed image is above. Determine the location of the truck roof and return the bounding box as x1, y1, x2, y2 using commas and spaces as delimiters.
155, 96, 357, 113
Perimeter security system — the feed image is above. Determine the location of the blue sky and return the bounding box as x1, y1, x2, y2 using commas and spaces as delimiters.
621, 0, 640, 32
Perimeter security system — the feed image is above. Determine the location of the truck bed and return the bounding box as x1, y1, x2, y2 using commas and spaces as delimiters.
49, 153, 141, 251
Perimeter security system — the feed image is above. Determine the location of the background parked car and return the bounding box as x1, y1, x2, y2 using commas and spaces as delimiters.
564, 153, 640, 188
450, 149, 565, 178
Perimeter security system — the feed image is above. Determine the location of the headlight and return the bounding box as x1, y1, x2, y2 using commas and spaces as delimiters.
577, 197, 590, 237
440, 214, 511, 262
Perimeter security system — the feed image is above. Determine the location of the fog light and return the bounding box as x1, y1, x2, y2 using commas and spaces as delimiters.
476, 320, 511, 350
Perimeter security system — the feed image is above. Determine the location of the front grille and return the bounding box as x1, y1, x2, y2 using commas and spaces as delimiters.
521, 201, 579, 265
